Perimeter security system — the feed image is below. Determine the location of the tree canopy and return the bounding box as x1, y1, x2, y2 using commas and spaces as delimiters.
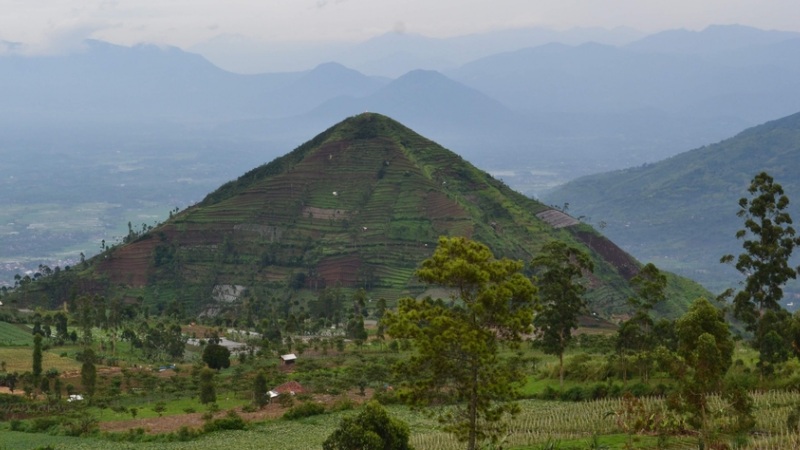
721, 171, 800, 328
323, 401, 413, 450
385, 236, 537, 450
531, 240, 593, 387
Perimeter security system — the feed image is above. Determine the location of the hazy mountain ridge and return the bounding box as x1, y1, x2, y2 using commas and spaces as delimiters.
543, 111, 800, 298
2, 23, 799, 288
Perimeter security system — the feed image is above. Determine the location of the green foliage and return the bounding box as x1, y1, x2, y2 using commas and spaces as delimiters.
669, 297, 751, 445
323, 401, 413, 450
202, 343, 231, 370
252, 372, 268, 409
722, 171, 800, 329
203, 410, 247, 432
283, 401, 326, 420
617, 263, 668, 383
386, 236, 537, 450
80, 348, 97, 399
199, 368, 217, 404
31, 333, 42, 379
532, 241, 593, 387
0, 321, 34, 345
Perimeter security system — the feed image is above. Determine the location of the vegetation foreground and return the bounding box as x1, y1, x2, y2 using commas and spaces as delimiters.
3, 392, 800, 449
4, 158, 800, 449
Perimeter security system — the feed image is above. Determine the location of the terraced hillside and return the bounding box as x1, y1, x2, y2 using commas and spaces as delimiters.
19, 114, 708, 317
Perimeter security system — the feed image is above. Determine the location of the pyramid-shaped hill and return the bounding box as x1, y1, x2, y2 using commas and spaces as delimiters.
55, 114, 707, 317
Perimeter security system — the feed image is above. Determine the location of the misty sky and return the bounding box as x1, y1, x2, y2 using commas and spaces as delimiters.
2, 0, 800, 55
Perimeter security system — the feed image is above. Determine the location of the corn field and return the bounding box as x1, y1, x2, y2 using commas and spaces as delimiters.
3, 392, 800, 449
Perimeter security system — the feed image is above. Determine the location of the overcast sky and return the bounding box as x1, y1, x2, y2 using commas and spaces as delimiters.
2, 0, 800, 54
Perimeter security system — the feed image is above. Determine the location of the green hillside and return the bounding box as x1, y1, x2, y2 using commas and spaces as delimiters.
13, 114, 708, 318
544, 111, 800, 298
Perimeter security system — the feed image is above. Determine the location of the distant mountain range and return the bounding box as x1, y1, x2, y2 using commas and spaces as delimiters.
2, 24, 800, 286
543, 111, 800, 302
190, 26, 646, 76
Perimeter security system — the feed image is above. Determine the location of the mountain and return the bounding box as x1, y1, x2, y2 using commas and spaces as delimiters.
16, 114, 708, 318
0, 41, 386, 122
191, 26, 645, 76
543, 111, 800, 299
445, 28, 800, 170
626, 24, 800, 54
447, 38, 800, 124
222, 69, 532, 166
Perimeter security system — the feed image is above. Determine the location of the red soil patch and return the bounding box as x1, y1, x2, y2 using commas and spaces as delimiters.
572, 230, 639, 281
98, 391, 372, 435
316, 254, 363, 286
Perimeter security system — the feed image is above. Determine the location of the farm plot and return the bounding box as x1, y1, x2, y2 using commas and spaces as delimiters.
0, 321, 33, 346
0, 347, 82, 373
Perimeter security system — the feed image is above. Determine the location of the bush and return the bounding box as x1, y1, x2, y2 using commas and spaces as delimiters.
241, 404, 258, 413
323, 401, 412, 450
28, 416, 60, 433
625, 382, 651, 397
328, 397, 356, 412
560, 386, 586, 402
176, 426, 199, 441
278, 393, 295, 408
589, 383, 609, 400
203, 410, 246, 432
373, 387, 402, 405
539, 385, 559, 400
283, 402, 326, 420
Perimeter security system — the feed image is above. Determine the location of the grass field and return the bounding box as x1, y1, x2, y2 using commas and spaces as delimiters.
0, 321, 34, 346
0, 347, 82, 373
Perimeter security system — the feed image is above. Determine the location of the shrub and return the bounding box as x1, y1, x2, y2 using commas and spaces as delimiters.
203, 410, 246, 432
28, 416, 60, 433
560, 386, 586, 402
241, 404, 258, 413
329, 397, 356, 412
283, 402, 326, 420
373, 387, 402, 405
626, 382, 651, 397
176, 426, 198, 441
278, 393, 295, 408
323, 401, 412, 450
589, 383, 609, 400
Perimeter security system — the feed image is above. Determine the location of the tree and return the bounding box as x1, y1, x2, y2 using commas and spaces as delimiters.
531, 240, 593, 387
671, 298, 741, 445
323, 401, 413, 450
721, 171, 800, 329
198, 368, 216, 404
253, 371, 269, 409
32, 333, 43, 380
617, 263, 667, 383
346, 315, 368, 345
385, 237, 537, 450
81, 349, 97, 399
202, 343, 231, 370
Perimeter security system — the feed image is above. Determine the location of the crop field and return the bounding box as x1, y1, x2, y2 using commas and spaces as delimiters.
0, 347, 82, 373
3, 393, 800, 449
0, 321, 33, 346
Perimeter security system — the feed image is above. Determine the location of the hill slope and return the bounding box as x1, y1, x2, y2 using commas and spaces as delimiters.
19, 114, 708, 318
543, 111, 800, 298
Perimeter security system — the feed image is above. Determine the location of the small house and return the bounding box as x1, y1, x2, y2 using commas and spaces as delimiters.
280, 353, 297, 365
